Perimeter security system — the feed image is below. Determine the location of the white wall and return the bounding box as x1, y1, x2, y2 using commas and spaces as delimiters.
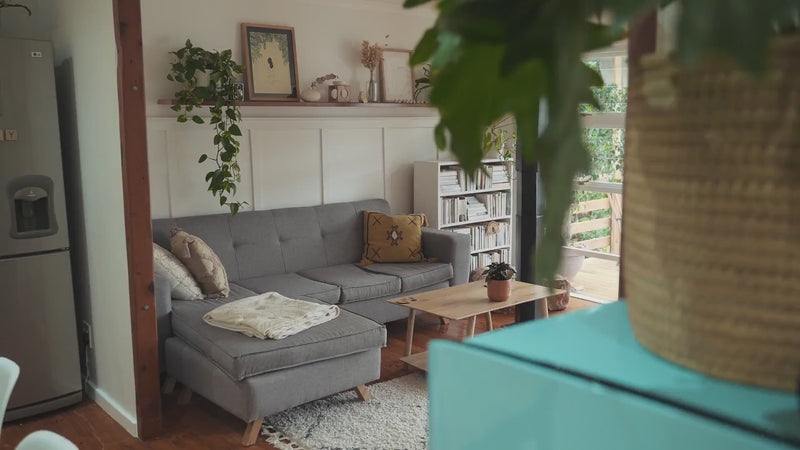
142, 0, 444, 218
50, 0, 138, 437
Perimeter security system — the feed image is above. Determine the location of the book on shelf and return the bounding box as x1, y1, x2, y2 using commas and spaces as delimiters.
470, 247, 511, 271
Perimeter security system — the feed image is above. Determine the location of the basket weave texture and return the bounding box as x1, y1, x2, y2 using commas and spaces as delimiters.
623, 36, 800, 391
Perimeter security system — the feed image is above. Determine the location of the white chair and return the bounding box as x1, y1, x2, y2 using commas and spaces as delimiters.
0, 357, 21, 441
0, 357, 77, 449
16, 430, 78, 450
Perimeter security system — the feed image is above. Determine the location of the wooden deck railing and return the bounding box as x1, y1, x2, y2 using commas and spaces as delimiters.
568, 193, 622, 254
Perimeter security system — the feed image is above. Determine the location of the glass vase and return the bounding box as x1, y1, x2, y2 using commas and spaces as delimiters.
368, 78, 380, 103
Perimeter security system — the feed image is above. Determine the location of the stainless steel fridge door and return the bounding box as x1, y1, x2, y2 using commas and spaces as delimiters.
0, 38, 70, 256
0, 250, 82, 413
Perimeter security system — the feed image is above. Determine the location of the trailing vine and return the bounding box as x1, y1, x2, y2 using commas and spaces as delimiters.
167, 39, 247, 214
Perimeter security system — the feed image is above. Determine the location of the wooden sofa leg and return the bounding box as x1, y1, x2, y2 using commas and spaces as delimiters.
161, 376, 177, 394
355, 384, 372, 401
177, 385, 193, 405
242, 418, 264, 446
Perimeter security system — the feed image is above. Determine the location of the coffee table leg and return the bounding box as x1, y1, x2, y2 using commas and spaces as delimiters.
467, 316, 477, 338
485, 312, 493, 331
404, 309, 416, 357
535, 298, 550, 319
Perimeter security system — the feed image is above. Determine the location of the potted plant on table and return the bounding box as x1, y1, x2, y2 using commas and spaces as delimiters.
483, 262, 516, 302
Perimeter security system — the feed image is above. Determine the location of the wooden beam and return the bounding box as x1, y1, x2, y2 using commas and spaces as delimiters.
570, 217, 611, 235
621, 9, 657, 299
113, 0, 161, 440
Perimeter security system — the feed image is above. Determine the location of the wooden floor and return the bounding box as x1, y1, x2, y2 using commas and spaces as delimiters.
1, 299, 600, 449
571, 257, 620, 302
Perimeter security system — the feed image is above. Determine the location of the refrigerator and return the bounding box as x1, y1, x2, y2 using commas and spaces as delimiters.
0, 38, 82, 421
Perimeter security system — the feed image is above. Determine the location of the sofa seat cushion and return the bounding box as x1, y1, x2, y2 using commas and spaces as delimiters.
236, 273, 340, 304
171, 294, 386, 381
361, 262, 454, 292
298, 264, 401, 304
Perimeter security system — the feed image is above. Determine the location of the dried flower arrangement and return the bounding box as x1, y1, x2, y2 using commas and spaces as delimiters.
360, 41, 384, 81
311, 73, 338, 88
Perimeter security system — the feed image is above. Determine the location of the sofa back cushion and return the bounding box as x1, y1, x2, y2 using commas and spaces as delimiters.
152, 199, 391, 281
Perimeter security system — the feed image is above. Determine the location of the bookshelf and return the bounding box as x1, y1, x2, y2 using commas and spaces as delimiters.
414, 160, 515, 271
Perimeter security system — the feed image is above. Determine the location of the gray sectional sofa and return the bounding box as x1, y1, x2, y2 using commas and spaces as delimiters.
152, 198, 469, 445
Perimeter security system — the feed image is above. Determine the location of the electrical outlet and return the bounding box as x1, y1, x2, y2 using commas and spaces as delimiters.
82, 321, 94, 349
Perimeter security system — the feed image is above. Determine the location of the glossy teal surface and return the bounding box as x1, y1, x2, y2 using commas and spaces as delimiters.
428, 302, 800, 449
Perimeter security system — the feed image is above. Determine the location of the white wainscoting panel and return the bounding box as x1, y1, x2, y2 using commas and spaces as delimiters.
166, 128, 254, 217
321, 128, 385, 204
251, 128, 323, 210
146, 129, 171, 219
384, 126, 438, 214
146, 116, 440, 218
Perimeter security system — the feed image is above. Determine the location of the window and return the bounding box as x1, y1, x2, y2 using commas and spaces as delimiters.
562, 41, 627, 303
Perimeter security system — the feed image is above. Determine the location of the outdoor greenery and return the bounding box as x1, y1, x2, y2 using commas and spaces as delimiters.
404, 0, 800, 281
167, 40, 247, 214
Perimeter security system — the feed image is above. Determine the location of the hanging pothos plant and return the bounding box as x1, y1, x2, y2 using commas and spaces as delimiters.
404, 0, 800, 281
167, 39, 247, 214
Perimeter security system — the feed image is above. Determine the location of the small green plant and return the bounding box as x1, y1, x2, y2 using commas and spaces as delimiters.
482, 262, 517, 281
482, 116, 517, 160
414, 63, 432, 101
167, 39, 247, 214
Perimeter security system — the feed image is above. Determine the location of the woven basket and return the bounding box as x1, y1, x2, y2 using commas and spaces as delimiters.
623, 36, 800, 391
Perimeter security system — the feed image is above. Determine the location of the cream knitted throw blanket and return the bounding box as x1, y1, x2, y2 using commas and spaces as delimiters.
202, 292, 340, 340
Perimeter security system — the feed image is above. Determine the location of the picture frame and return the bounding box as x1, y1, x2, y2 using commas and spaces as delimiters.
241, 23, 300, 101
380, 49, 414, 102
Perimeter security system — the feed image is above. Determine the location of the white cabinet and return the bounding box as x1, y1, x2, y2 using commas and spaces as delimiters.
414, 159, 515, 270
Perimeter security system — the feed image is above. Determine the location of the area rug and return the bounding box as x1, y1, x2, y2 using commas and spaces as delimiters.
261, 373, 428, 450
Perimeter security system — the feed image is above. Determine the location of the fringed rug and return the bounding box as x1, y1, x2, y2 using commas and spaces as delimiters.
261, 373, 428, 450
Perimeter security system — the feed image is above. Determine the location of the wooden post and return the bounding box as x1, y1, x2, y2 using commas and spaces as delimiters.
609, 193, 623, 255
113, 0, 162, 439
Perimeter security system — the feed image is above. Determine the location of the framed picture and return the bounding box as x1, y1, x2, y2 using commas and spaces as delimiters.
380, 49, 414, 102
241, 23, 299, 101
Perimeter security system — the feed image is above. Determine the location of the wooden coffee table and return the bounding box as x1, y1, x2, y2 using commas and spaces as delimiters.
388, 280, 564, 371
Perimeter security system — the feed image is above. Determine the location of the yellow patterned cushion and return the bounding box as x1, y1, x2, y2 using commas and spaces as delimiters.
361, 211, 429, 265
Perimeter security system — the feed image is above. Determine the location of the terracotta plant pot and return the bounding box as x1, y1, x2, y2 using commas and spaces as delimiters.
486, 279, 511, 302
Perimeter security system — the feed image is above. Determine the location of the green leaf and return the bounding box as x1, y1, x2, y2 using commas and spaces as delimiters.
198, 154, 208, 163
213, 134, 222, 145
404, 0, 434, 7
225, 109, 237, 120
229, 124, 242, 136
219, 195, 227, 206
205, 171, 215, 182
229, 203, 240, 215
177, 115, 187, 123
191, 115, 204, 124
170, 104, 181, 111
410, 28, 439, 65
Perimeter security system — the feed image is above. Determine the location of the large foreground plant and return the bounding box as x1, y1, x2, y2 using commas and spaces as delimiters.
404, 0, 800, 280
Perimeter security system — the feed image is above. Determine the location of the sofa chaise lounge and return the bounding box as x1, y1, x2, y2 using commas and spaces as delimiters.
152, 198, 469, 445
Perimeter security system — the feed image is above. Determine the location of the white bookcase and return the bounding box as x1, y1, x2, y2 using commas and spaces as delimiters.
414, 159, 515, 271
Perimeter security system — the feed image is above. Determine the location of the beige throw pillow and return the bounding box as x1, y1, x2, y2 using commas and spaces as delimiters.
153, 243, 204, 301
169, 228, 230, 298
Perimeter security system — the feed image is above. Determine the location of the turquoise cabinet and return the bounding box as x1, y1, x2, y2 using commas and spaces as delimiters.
428, 302, 800, 450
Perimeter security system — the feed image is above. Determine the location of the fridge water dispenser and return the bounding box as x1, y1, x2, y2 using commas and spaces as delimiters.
7, 175, 58, 238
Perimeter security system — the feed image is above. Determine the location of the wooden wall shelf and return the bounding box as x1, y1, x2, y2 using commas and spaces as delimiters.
156, 99, 432, 108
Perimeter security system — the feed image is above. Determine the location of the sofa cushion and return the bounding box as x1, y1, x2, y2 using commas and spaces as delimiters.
298, 264, 401, 304
170, 294, 386, 381
361, 262, 454, 292
235, 273, 340, 304
360, 211, 429, 264
153, 243, 203, 301
170, 228, 230, 298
